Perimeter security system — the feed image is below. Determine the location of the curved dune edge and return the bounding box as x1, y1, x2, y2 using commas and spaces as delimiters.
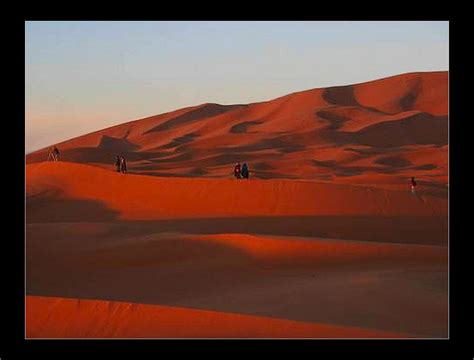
186, 233, 447, 264
26, 162, 447, 221
26, 296, 413, 338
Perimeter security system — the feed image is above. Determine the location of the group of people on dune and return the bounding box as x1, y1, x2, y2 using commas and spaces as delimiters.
43, 147, 419, 194
47, 146, 60, 162
234, 162, 250, 179
115, 155, 128, 174
233, 162, 418, 193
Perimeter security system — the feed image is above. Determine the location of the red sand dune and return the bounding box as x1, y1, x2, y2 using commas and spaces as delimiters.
26, 161, 447, 221
26, 71, 448, 192
26, 295, 411, 338
26, 228, 448, 337
25, 71, 448, 338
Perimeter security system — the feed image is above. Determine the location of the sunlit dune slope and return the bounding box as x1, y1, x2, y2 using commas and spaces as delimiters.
26, 161, 447, 222
26, 296, 412, 338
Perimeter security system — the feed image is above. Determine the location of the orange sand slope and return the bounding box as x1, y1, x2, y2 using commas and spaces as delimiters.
27, 229, 448, 337
26, 164, 448, 337
26, 296, 411, 338
27, 161, 447, 222
25, 71, 448, 339
188, 233, 447, 265
26, 71, 448, 191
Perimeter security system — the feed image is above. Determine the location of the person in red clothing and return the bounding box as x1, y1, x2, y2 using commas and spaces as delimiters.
234, 162, 242, 179
411, 176, 417, 195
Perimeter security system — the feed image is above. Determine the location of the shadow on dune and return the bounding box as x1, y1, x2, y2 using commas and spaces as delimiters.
214, 133, 307, 155
312, 159, 337, 168
26, 191, 448, 246
374, 156, 413, 168
415, 164, 438, 171
374, 156, 438, 172
97, 135, 140, 152
148, 152, 194, 163
322, 112, 448, 148
252, 162, 276, 171
344, 146, 407, 155
158, 132, 201, 149
322, 86, 359, 107
26, 196, 120, 223
26, 218, 276, 313
311, 157, 439, 179
229, 120, 263, 134
322, 78, 424, 114
316, 109, 350, 130
144, 104, 244, 134
181, 153, 258, 167
399, 78, 422, 111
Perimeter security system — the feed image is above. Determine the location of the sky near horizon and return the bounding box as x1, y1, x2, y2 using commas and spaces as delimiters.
25, 21, 449, 153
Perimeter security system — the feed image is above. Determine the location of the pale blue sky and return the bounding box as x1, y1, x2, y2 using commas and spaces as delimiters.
25, 21, 449, 153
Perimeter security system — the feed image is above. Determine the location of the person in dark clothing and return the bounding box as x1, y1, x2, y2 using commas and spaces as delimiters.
234, 162, 242, 179
120, 156, 128, 174
115, 156, 121, 172
53, 146, 60, 161
411, 176, 417, 195
241, 162, 249, 179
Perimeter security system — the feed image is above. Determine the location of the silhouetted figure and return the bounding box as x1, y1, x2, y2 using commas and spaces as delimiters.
120, 156, 128, 174
115, 156, 121, 172
411, 176, 417, 195
47, 147, 54, 162
241, 162, 249, 179
53, 146, 60, 161
234, 162, 241, 179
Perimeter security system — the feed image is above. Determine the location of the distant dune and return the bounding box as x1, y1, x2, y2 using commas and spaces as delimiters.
26, 71, 448, 192
26, 72, 448, 338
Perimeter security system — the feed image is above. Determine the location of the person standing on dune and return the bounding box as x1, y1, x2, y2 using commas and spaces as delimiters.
234, 162, 242, 179
120, 156, 128, 174
241, 162, 249, 179
53, 146, 60, 161
47, 147, 54, 162
411, 176, 417, 195
115, 155, 121, 172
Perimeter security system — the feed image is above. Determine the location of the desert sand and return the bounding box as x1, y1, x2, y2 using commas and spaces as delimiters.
26, 71, 448, 338
26, 295, 412, 338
